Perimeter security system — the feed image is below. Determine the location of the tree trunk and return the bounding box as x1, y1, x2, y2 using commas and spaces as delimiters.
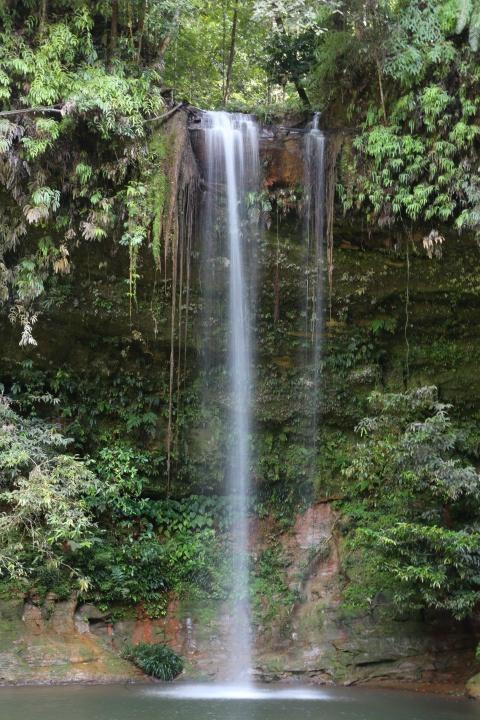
137, 0, 147, 63
39, 0, 48, 35
109, 0, 118, 68
222, 0, 227, 102
155, 9, 179, 71
294, 79, 310, 107
223, 0, 239, 105
127, 0, 134, 48
273, 12, 310, 107
375, 54, 387, 122
156, 33, 172, 71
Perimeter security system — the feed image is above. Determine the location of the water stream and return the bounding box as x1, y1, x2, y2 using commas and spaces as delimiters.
198, 111, 326, 684
0, 114, 477, 719
200, 111, 260, 682
303, 113, 326, 457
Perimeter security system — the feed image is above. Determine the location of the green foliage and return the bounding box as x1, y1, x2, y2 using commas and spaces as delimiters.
90, 444, 149, 516
0, 4, 170, 343
384, 2, 455, 84
341, 79, 480, 230
261, 28, 316, 102
7, 357, 165, 452
341, 387, 480, 620
307, 0, 392, 113
313, 0, 480, 238
0, 395, 96, 594
314, 429, 353, 495
256, 430, 313, 524
123, 642, 183, 680
82, 494, 228, 616
0, 355, 231, 612
251, 545, 298, 634
80, 528, 169, 615
369, 315, 397, 336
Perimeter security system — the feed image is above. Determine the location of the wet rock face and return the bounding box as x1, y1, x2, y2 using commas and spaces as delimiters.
250, 504, 476, 689
261, 130, 305, 190
109, 504, 473, 691
0, 597, 142, 685
189, 113, 307, 193
0, 515, 475, 689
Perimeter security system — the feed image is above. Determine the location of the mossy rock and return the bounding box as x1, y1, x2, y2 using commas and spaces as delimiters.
466, 673, 480, 700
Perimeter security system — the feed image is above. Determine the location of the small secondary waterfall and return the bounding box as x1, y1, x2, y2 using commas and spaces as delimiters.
200, 111, 259, 682
304, 113, 326, 457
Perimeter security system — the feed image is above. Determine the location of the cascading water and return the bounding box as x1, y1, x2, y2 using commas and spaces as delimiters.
303, 113, 326, 457
200, 111, 260, 683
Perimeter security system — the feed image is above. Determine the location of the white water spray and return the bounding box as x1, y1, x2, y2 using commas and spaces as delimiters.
201, 111, 259, 682
304, 113, 326, 451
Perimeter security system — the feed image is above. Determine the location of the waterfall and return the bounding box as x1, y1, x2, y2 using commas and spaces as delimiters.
304, 113, 326, 457
200, 111, 259, 682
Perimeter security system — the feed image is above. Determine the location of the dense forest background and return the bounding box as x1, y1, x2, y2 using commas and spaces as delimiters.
2, 0, 480, 345
2, 0, 480, 680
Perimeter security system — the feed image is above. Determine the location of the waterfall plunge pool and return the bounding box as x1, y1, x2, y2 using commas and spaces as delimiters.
0, 684, 479, 720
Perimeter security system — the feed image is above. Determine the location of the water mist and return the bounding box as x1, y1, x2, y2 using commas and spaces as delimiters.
200, 111, 260, 682
304, 113, 327, 455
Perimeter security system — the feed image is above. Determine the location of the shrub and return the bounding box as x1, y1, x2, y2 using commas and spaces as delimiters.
0, 395, 96, 592
341, 386, 480, 619
123, 643, 183, 680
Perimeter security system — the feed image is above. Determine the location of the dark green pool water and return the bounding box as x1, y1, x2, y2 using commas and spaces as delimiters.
0, 684, 479, 720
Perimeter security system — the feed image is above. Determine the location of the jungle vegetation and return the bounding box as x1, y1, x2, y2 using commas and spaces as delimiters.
1, 0, 480, 635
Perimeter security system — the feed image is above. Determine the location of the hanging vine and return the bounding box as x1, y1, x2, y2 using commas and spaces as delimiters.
121, 180, 149, 323
166, 216, 179, 494
154, 110, 200, 492
174, 207, 185, 454
404, 228, 411, 387
274, 202, 280, 324
325, 133, 343, 322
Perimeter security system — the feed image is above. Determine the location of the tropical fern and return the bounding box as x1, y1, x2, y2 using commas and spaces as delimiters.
123, 643, 183, 680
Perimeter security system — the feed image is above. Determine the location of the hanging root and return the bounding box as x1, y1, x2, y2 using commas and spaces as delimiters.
404, 228, 411, 388
166, 216, 178, 494
157, 110, 200, 493
274, 203, 280, 324
325, 133, 344, 322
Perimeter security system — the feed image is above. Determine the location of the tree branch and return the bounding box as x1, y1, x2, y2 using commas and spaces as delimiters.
0, 102, 184, 124
143, 103, 185, 124
0, 106, 63, 118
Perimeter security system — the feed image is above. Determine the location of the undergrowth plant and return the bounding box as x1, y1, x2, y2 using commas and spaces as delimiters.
123, 643, 183, 680
341, 386, 480, 619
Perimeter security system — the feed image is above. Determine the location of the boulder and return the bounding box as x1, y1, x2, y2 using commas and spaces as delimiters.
77, 604, 108, 621
466, 673, 480, 699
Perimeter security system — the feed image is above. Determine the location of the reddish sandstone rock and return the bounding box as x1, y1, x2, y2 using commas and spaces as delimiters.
0, 597, 142, 685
